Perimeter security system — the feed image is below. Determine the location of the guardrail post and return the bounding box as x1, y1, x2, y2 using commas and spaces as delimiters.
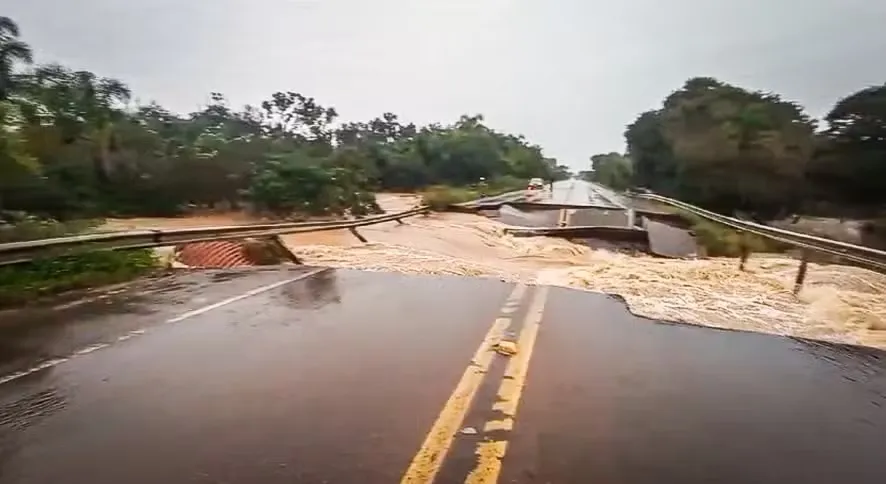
627, 209, 636, 228
272, 235, 302, 264
349, 227, 368, 243
739, 235, 750, 271
793, 250, 810, 295
395, 218, 404, 225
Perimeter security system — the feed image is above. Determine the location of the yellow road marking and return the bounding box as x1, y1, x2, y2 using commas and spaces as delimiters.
400, 283, 528, 484
483, 418, 513, 432
464, 441, 509, 484
468, 285, 550, 483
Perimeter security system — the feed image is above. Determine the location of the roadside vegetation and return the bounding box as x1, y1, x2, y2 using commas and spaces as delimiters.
582, 76, 886, 256
0, 250, 156, 307
0, 16, 571, 303
0, 215, 157, 307
419, 176, 527, 210
0, 15, 569, 222
681, 215, 786, 257
586, 77, 886, 223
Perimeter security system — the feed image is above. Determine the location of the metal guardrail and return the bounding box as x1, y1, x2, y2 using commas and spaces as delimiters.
0, 207, 429, 266
454, 190, 527, 208
637, 193, 886, 291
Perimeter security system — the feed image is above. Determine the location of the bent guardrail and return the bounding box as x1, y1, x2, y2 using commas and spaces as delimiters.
0, 207, 429, 266
454, 190, 528, 208
636, 193, 886, 291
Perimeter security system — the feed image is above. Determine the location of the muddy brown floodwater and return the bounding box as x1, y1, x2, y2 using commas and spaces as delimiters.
105, 193, 886, 350
283, 194, 886, 350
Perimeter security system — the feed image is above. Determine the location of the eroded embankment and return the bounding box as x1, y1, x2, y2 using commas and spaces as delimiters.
281, 198, 886, 349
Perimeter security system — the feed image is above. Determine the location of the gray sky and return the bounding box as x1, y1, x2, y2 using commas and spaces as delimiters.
6, 0, 886, 170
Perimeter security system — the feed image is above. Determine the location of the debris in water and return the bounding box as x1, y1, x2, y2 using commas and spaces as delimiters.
494, 341, 518, 356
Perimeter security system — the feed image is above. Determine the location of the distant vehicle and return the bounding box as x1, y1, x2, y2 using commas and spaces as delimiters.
527, 178, 545, 191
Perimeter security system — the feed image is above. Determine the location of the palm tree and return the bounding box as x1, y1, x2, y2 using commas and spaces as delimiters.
85, 75, 132, 179
24, 64, 131, 180
0, 17, 33, 100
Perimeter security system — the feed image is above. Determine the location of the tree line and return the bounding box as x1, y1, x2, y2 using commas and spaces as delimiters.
0, 16, 569, 220
587, 77, 886, 221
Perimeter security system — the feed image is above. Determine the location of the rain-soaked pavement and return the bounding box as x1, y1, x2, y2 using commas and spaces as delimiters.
549, 179, 626, 208
1, 268, 885, 484
494, 180, 631, 228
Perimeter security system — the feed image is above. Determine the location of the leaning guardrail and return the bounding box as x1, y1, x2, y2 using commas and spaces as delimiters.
454, 190, 527, 209
636, 193, 886, 292
0, 206, 429, 266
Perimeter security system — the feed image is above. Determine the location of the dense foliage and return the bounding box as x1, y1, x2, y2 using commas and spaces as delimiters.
586, 77, 885, 221
622, 77, 816, 220
0, 17, 567, 220
809, 85, 886, 208
581, 152, 633, 191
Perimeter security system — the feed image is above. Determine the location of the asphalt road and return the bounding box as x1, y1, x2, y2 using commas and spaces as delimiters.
505, 180, 629, 228
1, 268, 885, 483
548, 180, 626, 208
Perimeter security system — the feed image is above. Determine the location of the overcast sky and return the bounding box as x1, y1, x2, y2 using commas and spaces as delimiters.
6, 0, 886, 169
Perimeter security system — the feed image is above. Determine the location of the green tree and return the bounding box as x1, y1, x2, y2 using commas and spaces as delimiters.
0, 16, 32, 100
587, 152, 633, 190
17, 64, 131, 182
0, 14, 568, 220
808, 84, 886, 206
626, 77, 815, 220
0, 101, 37, 210
625, 110, 676, 191
246, 150, 377, 217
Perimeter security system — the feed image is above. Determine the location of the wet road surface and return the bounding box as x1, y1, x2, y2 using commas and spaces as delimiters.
494, 181, 630, 229
547, 180, 631, 227
494, 206, 561, 228
548, 180, 626, 208
568, 207, 629, 227
1, 268, 885, 483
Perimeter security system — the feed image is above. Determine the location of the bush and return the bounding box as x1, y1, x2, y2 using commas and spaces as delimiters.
0, 216, 158, 306
246, 151, 380, 217
420, 185, 480, 210
0, 249, 158, 307
419, 178, 528, 211
0, 215, 103, 243
683, 214, 787, 257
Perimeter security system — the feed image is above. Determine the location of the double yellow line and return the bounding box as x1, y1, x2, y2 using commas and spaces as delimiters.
400, 284, 550, 484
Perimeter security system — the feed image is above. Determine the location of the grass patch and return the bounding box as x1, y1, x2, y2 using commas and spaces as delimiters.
682, 213, 788, 257
0, 250, 158, 307
420, 186, 485, 210
0, 216, 158, 307
419, 177, 527, 211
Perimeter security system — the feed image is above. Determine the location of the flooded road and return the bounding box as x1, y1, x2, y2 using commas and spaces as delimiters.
547, 179, 626, 208
1, 268, 884, 483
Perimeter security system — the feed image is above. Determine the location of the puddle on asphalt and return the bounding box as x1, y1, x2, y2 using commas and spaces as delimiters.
273, 270, 342, 310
